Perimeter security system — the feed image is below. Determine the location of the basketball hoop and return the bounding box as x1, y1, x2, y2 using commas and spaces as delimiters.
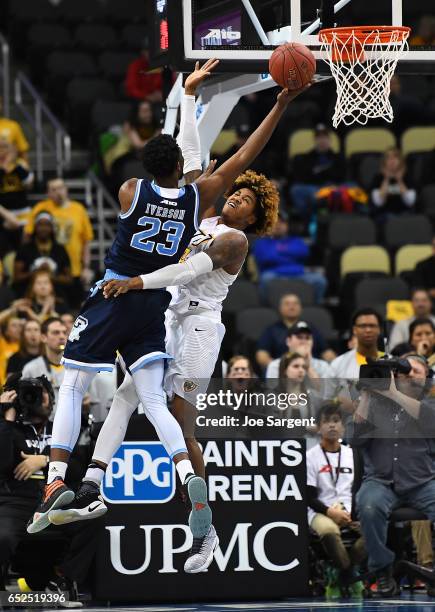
319, 26, 410, 127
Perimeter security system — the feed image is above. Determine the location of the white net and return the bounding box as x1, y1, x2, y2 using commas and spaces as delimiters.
319, 27, 410, 127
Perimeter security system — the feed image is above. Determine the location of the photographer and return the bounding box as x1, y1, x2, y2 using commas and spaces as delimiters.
0, 376, 53, 590
350, 355, 435, 597
0, 375, 100, 604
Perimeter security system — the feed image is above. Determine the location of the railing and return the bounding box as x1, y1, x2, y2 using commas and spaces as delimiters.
14, 71, 71, 181
0, 32, 10, 117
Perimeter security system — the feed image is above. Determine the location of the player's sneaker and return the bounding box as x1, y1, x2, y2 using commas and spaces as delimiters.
184, 525, 219, 573
48, 480, 107, 525
46, 575, 83, 608
186, 475, 212, 538
27, 478, 75, 534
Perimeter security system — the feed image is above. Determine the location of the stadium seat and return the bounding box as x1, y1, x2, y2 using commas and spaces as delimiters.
91, 101, 131, 133
66, 79, 116, 141
27, 24, 72, 50
222, 280, 260, 314
420, 184, 435, 219
395, 244, 432, 276
10, 0, 58, 22
327, 216, 376, 250
384, 215, 433, 249
264, 278, 315, 309
75, 24, 119, 51
301, 306, 337, 340
59, 0, 107, 23
355, 155, 381, 190
401, 127, 435, 157
106, 0, 148, 23
236, 308, 279, 342
211, 130, 238, 156
288, 129, 340, 158
121, 25, 147, 51
344, 128, 396, 158
340, 246, 391, 278
99, 52, 136, 82
46, 51, 98, 79
355, 277, 409, 309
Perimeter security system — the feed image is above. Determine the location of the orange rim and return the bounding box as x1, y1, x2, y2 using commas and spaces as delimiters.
319, 25, 411, 45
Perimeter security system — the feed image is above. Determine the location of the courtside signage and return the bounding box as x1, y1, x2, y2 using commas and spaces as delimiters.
101, 442, 175, 504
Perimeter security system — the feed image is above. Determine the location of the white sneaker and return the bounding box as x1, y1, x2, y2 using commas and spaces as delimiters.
184, 525, 219, 574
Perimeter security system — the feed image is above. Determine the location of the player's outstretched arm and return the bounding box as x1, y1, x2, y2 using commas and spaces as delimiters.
102, 231, 247, 298
178, 59, 219, 185
196, 85, 310, 212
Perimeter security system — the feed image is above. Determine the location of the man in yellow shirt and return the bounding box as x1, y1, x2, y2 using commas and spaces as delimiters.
0, 96, 29, 161
25, 178, 94, 303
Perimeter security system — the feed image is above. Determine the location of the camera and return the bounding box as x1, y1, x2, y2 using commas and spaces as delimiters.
1, 374, 55, 421
358, 356, 411, 391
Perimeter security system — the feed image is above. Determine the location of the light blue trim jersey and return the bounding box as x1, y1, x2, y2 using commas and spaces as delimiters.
104, 179, 200, 277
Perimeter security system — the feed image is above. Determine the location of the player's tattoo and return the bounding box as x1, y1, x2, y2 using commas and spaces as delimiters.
206, 232, 248, 272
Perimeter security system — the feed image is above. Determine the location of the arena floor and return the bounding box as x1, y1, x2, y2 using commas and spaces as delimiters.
50, 597, 435, 612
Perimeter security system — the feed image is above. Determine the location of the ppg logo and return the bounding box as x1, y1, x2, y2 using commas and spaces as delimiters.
101, 442, 175, 504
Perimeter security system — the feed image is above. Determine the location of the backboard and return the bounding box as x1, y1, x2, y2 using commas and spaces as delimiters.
152, 0, 435, 75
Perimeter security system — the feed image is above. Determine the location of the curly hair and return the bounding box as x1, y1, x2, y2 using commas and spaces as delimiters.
142, 134, 181, 178
225, 170, 279, 236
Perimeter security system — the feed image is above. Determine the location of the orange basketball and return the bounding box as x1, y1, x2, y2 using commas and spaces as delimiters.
269, 42, 316, 90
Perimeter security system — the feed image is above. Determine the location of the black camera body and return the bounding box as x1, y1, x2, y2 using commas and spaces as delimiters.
358, 356, 412, 391
1, 374, 54, 422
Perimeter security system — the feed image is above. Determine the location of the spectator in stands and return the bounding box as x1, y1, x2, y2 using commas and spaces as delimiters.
266, 321, 332, 379
389, 76, 427, 135
330, 308, 383, 379
413, 237, 435, 299
60, 313, 75, 335
6, 320, 42, 375
256, 293, 326, 370
253, 210, 327, 303
289, 124, 345, 223
410, 16, 435, 46
307, 403, 365, 598
106, 100, 160, 176
0, 139, 33, 256
389, 288, 435, 350
0, 315, 22, 384
0, 262, 15, 310
26, 270, 68, 323
0, 95, 29, 161
13, 212, 72, 298
370, 148, 416, 217
350, 355, 435, 597
24, 178, 94, 304
125, 46, 163, 102
392, 318, 435, 360
225, 355, 257, 396
22, 317, 67, 406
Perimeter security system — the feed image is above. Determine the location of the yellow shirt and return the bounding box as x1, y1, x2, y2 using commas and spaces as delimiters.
0, 337, 19, 385
356, 351, 384, 366
0, 118, 29, 155
25, 199, 94, 277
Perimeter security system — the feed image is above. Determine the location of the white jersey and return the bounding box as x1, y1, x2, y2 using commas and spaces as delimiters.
169, 216, 246, 318
306, 443, 355, 525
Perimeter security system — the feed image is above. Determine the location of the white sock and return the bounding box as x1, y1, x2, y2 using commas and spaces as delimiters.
176, 459, 195, 484
47, 461, 67, 484
84, 464, 105, 486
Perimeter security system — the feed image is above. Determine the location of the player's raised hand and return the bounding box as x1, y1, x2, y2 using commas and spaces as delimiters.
184, 59, 219, 96
276, 82, 312, 108
199, 158, 217, 179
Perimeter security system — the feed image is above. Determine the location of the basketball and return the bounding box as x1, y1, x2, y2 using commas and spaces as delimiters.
269, 42, 316, 89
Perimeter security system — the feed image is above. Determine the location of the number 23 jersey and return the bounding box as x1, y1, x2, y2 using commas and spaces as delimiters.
104, 179, 200, 277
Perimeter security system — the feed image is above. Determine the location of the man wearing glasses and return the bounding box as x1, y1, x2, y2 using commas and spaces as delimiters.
330, 308, 384, 379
